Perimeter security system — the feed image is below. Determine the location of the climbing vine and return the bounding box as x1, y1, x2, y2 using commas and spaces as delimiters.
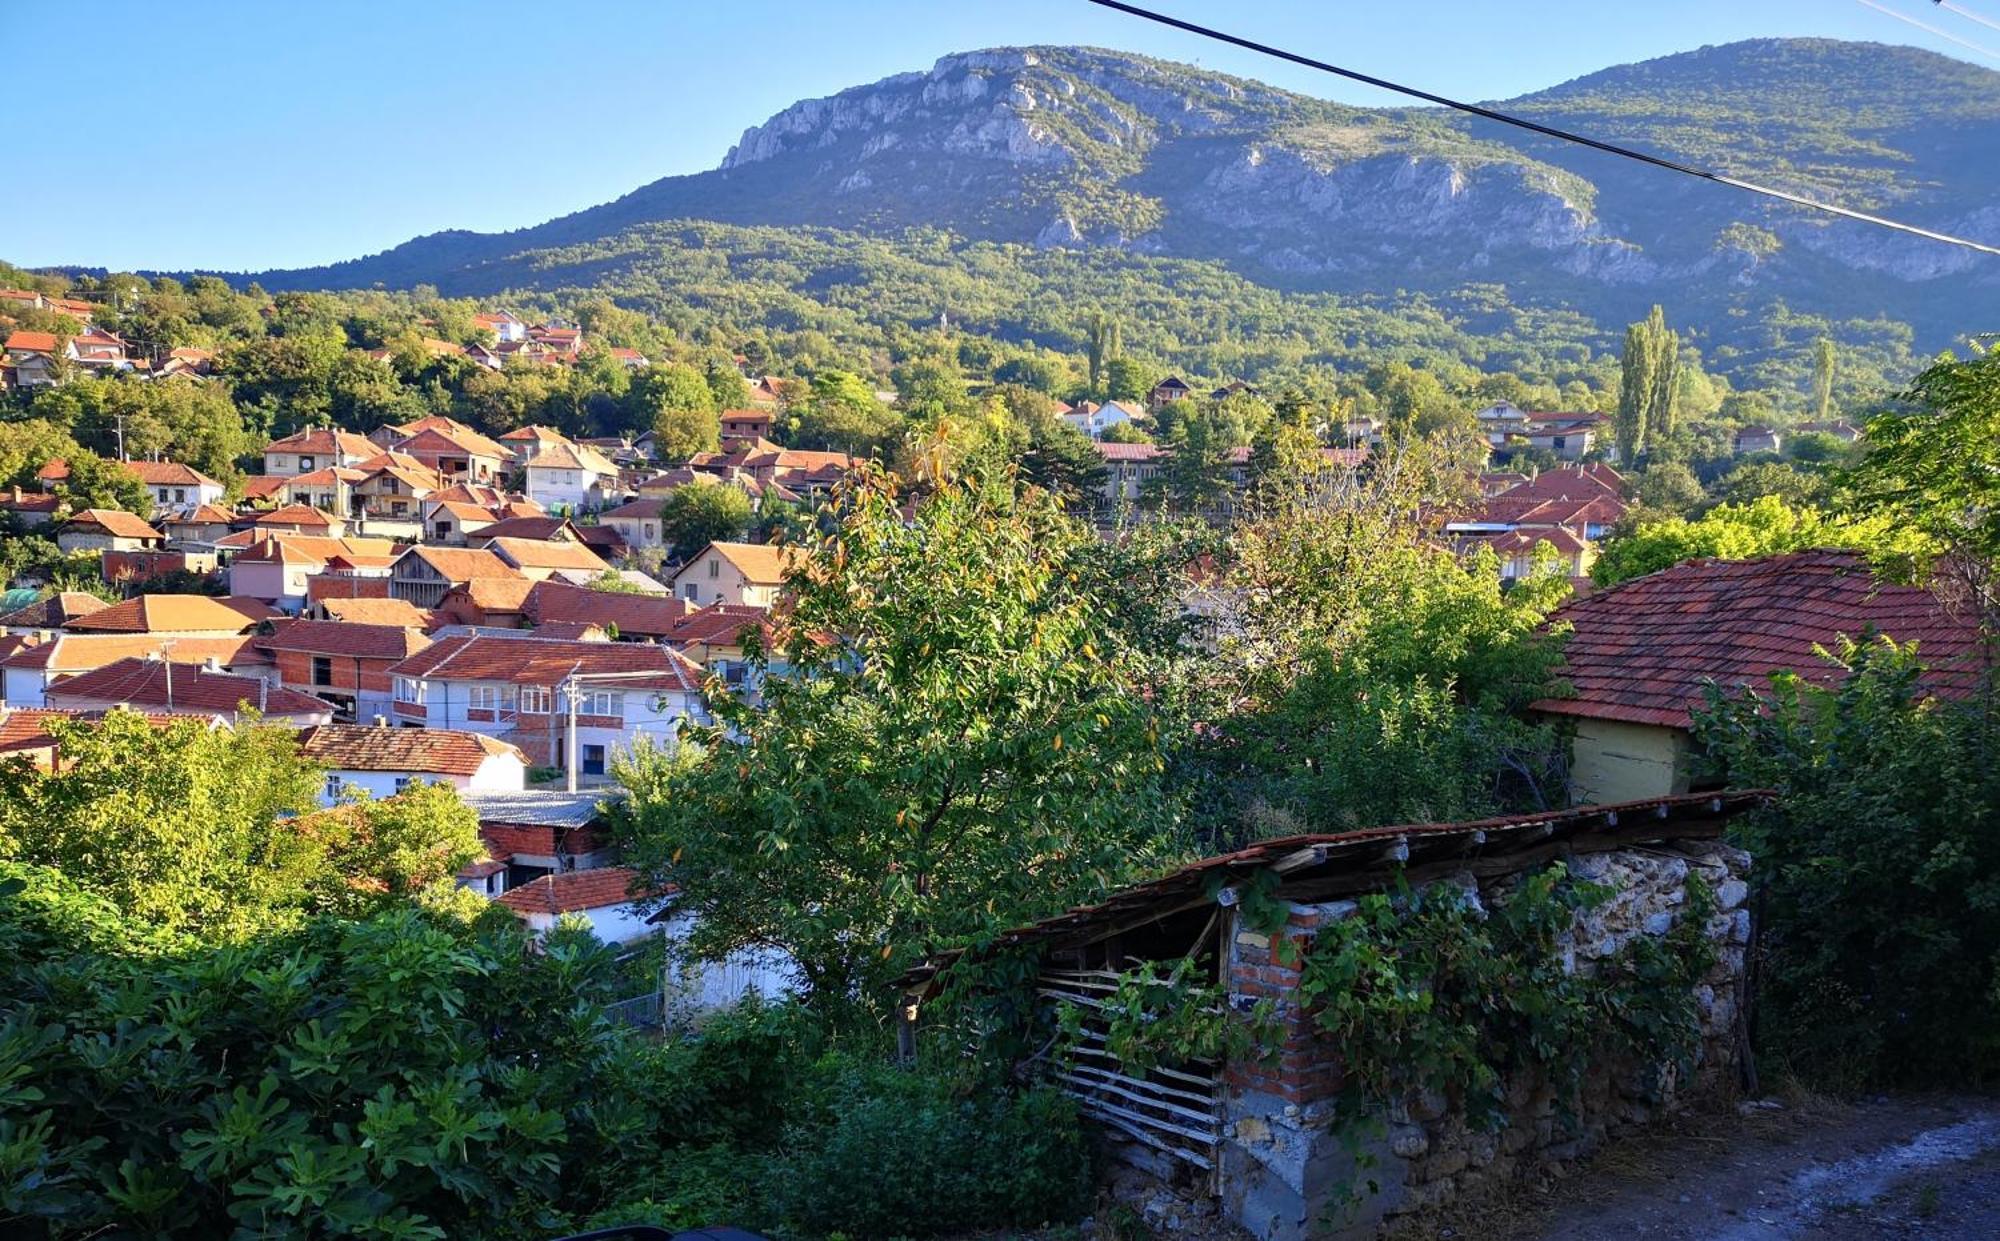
1053, 956, 1278, 1079
1295, 862, 1719, 1134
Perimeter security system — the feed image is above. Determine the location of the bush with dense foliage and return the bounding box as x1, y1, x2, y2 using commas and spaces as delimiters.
1694, 638, 2000, 1088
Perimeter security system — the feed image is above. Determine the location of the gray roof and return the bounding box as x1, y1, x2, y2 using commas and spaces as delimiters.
459, 787, 626, 828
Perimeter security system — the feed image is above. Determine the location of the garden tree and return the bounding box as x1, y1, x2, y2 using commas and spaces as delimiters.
1083, 309, 1121, 394
1243, 407, 1326, 511
219, 331, 348, 430
704, 357, 752, 410
1811, 335, 1838, 420
1785, 431, 1854, 466
1694, 638, 2000, 1086
1203, 440, 1569, 841
1098, 419, 1154, 444
56, 450, 153, 515
1616, 305, 1679, 461
27, 375, 251, 481
1102, 356, 1150, 403
0, 419, 81, 488
1589, 495, 1922, 587
891, 353, 971, 423
634, 363, 721, 461
751, 495, 812, 544
1631, 461, 1707, 518
1714, 458, 1831, 509
993, 352, 1066, 393
457, 362, 573, 434
613, 467, 1185, 1005
0, 713, 481, 939
1144, 410, 1231, 515
658, 480, 754, 560
1368, 361, 1457, 440
790, 369, 902, 456
1018, 414, 1109, 508
1840, 349, 2000, 619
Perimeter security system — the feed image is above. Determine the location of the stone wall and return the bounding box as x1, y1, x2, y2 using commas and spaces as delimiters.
1214, 838, 1752, 1240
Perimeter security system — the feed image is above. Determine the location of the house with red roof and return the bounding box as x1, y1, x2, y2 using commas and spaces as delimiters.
262, 427, 378, 477
670, 541, 800, 608
258, 620, 431, 722
299, 722, 526, 805
522, 440, 622, 513
42, 656, 333, 726
386, 545, 524, 609
386, 417, 509, 483
0, 634, 268, 709
384, 634, 705, 775
1535, 550, 1986, 804
55, 508, 163, 555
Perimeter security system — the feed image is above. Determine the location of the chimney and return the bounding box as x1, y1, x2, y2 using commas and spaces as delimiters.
373, 714, 388, 728
204, 658, 222, 673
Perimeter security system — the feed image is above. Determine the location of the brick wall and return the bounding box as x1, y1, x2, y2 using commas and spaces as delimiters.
273, 648, 396, 694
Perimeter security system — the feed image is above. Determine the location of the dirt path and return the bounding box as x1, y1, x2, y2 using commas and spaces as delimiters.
1426, 1094, 2000, 1241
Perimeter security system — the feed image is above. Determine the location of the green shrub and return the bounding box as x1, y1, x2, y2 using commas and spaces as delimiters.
765, 1058, 1092, 1238
1694, 636, 2000, 1088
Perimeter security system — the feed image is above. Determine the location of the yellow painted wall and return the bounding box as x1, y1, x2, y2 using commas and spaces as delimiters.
1568, 717, 1691, 804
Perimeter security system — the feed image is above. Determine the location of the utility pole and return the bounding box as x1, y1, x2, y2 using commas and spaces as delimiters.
564, 672, 581, 793
114, 414, 127, 462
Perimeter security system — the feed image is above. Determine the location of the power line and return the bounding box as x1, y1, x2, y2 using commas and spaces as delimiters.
1937, 0, 2000, 36
1084, 0, 2000, 258
1855, 0, 2000, 62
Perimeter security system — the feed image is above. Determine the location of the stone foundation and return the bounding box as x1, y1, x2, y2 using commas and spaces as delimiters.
1213, 839, 1751, 1240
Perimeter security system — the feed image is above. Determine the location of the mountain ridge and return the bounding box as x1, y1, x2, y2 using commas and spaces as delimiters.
223, 38, 1999, 365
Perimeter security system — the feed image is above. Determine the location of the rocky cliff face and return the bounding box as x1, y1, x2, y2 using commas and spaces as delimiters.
243, 39, 2000, 347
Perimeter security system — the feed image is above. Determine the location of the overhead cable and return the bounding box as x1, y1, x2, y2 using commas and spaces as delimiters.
1084, 0, 2000, 257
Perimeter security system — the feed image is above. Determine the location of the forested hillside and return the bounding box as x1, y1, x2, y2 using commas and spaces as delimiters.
213, 38, 1999, 393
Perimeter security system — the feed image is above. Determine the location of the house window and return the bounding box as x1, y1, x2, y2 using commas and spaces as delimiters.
394, 775, 414, 793
435, 521, 452, 540
395, 677, 426, 704
582, 744, 607, 776
468, 685, 516, 711
519, 686, 551, 713
324, 773, 343, 801
311, 656, 333, 686
708, 558, 720, 578
172, 488, 186, 503
392, 501, 407, 515
682, 584, 699, 602
581, 689, 622, 718
299, 456, 315, 470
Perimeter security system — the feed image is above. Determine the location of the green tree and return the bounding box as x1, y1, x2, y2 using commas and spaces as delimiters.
1694, 638, 2000, 1086
1810, 336, 1837, 421
1631, 461, 1706, 518
635, 364, 722, 462
1102, 356, 1149, 403
1083, 310, 1120, 395
891, 354, 970, 423
1590, 495, 1920, 587
791, 370, 901, 456
613, 468, 1185, 1005
57, 450, 152, 516
1145, 411, 1230, 514
658, 481, 754, 560
1018, 415, 1108, 508
1615, 306, 1679, 461
0, 713, 479, 939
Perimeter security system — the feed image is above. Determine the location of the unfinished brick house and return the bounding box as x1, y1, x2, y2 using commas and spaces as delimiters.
904, 791, 1762, 1241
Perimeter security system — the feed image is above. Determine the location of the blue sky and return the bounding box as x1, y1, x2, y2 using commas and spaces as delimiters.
3, 0, 1993, 273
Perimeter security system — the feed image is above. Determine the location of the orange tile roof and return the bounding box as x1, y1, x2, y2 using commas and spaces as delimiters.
5, 330, 60, 354
474, 516, 574, 541
125, 460, 220, 489
252, 504, 339, 528
452, 578, 537, 611
666, 603, 767, 649
524, 441, 619, 475
240, 476, 289, 500
699, 540, 799, 586
265, 428, 377, 458
63, 508, 162, 540
497, 424, 573, 444
165, 503, 238, 525
497, 866, 650, 914
487, 538, 610, 574
1533, 550, 1986, 729
44, 657, 330, 717
297, 723, 522, 776
388, 634, 701, 692
0, 634, 262, 674
63, 594, 272, 634
397, 424, 510, 462
397, 546, 523, 584
317, 598, 436, 628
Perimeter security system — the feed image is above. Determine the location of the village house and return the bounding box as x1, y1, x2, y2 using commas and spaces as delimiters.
497, 424, 575, 467
249, 503, 347, 539
1096, 441, 1165, 502
308, 596, 436, 628
472, 311, 529, 343
159, 503, 239, 551
227, 534, 398, 611
42, 655, 332, 726
902, 792, 1762, 1241
386, 416, 510, 482
670, 541, 798, 608
422, 500, 504, 545
1064, 399, 1146, 440
0, 592, 108, 635
496, 868, 655, 942
599, 497, 666, 551
0, 706, 221, 772
56, 508, 163, 555
34, 459, 225, 515
62, 594, 273, 637
434, 578, 537, 629
1536, 550, 1984, 803
521, 440, 623, 513
485, 536, 612, 581
387, 546, 525, 609
0, 634, 267, 709
258, 620, 431, 723
262, 428, 380, 477
523, 579, 692, 642
0, 485, 62, 526
1733, 425, 1783, 456
719, 408, 775, 441
384, 634, 704, 775
299, 723, 526, 805
1148, 376, 1193, 409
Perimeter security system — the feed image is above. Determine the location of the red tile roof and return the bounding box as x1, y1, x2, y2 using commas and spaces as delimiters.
387, 634, 702, 692
125, 460, 221, 489
487, 537, 610, 574
497, 866, 650, 914
473, 516, 575, 542
316, 597, 436, 628
44, 657, 331, 717
524, 580, 693, 637
1533, 550, 1987, 729
257, 620, 430, 660
252, 504, 339, 528
5, 330, 60, 354
265, 428, 377, 458
0, 592, 109, 629
297, 723, 523, 776
394, 546, 523, 584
